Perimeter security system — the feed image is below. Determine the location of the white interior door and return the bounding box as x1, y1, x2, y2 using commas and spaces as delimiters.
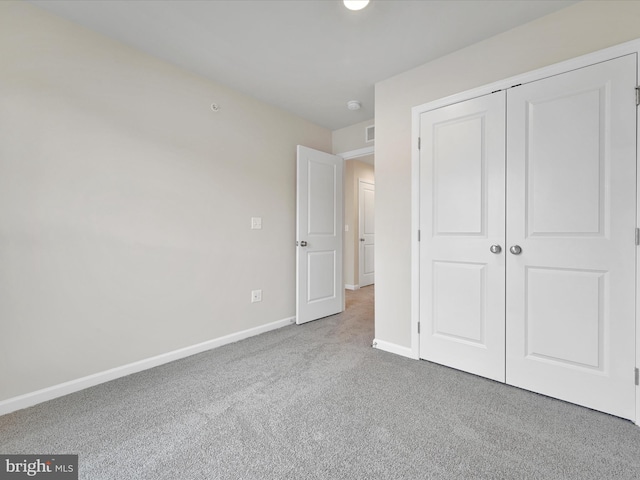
505, 54, 637, 420
419, 92, 507, 382
358, 180, 375, 287
296, 145, 344, 324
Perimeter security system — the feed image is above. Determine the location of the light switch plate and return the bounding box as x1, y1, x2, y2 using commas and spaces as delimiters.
251, 217, 262, 229
251, 289, 262, 303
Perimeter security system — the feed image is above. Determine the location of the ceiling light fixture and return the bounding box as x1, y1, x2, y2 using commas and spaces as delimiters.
347, 100, 361, 111
343, 0, 370, 11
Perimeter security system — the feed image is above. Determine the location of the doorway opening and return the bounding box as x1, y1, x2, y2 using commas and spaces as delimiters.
343, 154, 374, 295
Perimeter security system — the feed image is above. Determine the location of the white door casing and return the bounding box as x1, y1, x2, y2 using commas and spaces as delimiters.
296, 145, 344, 324
419, 92, 507, 382
416, 53, 637, 421
505, 54, 637, 420
358, 180, 375, 287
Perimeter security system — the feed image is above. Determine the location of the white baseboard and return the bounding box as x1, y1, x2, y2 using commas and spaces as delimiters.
345, 284, 360, 290
372, 338, 419, 360
0, 316, 296, 416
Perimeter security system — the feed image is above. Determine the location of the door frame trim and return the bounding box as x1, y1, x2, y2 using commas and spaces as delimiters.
337, 146, 374, 160
410, 38, 640, 425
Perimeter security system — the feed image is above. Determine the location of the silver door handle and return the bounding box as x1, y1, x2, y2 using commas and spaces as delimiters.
360, 238, 365, 242
490, 245, 502, 254
300, 241, 308, 247
509, 245, 522, 255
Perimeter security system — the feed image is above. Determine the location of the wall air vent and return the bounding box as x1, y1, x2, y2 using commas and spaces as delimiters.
365, 125, 375, 143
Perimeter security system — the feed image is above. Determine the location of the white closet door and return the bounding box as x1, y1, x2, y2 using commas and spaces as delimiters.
419, 92, 506, 382
506, 54, 637, 420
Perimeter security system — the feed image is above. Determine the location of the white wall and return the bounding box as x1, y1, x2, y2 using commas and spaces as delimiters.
343, 159, 375, 288
332, 118, 374, 154
374, 0, 640, 349
0, 1, 331, 402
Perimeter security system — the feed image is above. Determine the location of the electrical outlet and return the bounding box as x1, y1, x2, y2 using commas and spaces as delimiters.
251, 289, 262, 303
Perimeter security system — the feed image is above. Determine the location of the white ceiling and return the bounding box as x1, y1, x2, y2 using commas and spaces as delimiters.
29, 0, 578, 131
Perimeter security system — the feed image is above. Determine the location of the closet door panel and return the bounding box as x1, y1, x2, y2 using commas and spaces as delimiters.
419, 92, 506, 382
506, 54, 637, 420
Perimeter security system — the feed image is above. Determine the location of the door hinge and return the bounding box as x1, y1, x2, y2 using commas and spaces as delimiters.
635, 367, 639, 386
636, 86, 640, 106
636, 228, 639, 246
417, 322, 421, 334
418, 230, 421, 242
418, 137, 421, 150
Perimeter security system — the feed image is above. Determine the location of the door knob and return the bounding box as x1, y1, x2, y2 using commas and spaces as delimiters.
360, 238, 365, 242
509, 245, 522, 255
490, 245, 502, 254
300, 241, 308, 247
